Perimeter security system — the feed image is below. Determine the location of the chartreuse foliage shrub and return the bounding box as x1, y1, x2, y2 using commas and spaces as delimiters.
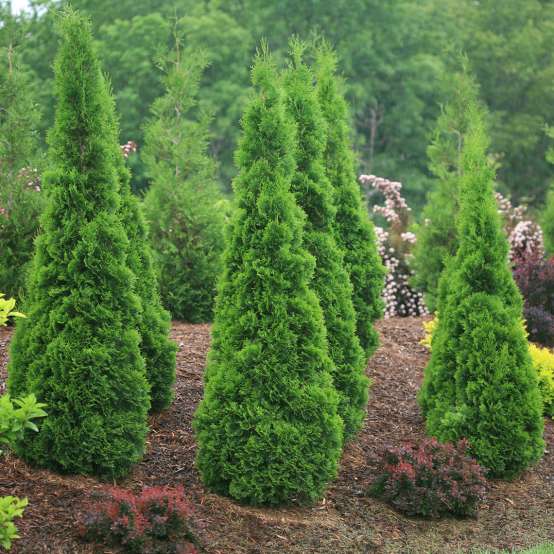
370, 438, 487, 518
411, 67, 484, 312
0, 394, 46, 550
194, 48, 343, 506
315, 43, 385, 358
143, 45, 225, 323
80, 486, 197, 553
528, 344, 554, 417
7, 10, 150, 479
283, 42, 368, 440
0, 297, 46, 551
117, 155, 176, 412
418, 104, 544, 478
0, 45, 44, 302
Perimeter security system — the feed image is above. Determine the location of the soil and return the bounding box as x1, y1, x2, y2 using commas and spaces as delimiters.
1, 318, 553, 554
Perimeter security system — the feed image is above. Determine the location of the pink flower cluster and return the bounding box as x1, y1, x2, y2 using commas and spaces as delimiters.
360, 174, 427, 318
121, 140, 138, 158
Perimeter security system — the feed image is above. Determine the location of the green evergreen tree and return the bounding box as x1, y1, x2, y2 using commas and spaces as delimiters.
0, 44, 44, 300
544, 189, 554, 255
193, 49, 343, 506
418, 102, 544, 478
7, 10, 150, 479
142, 41, 225, 323
315, 44, 385, 358
283, 42, 368, 440
117, 154, 176, 411
411, 68, 484, 312
543, 129, 554, 255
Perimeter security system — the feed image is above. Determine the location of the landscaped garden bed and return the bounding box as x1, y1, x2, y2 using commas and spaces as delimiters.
2, 318, 552, 554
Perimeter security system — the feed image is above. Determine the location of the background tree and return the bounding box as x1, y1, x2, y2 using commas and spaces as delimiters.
411, 67, 485, 311
283, 42, 368, 439
418, 102, 544, 478
0, 42, 44, 301
543, 128, 554, 254
315, 44, 385, 358
142, 39, 225, 323
7, 10, 150, 479
194, 50, 342, 505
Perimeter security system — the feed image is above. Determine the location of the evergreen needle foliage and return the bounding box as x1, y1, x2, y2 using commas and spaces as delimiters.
544, 189, 554, 255
194, 48, 343, 506
411, 68, 484, 312
117, 155, 176, 412
315, 43, 385, 358
0, 45, 44, 301
418, 103, 544, 479
7, 10, 150, 479
283, 41, 368, 440
142, 41, 225, 323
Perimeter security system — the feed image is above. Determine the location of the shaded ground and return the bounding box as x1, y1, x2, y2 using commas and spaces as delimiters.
1, 318, 553, 553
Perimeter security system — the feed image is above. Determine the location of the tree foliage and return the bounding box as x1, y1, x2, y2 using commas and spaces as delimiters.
0, 43, 44, 301
142, 40, 225, 323
411, 67, 484, 311
418, 102, 544, 478
194, 50, 342, 505
315, 44, 384, 357
283, 42, 368, 439
7, 10, 150, 479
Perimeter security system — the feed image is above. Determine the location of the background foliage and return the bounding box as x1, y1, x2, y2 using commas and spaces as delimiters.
1, 0, 552, 209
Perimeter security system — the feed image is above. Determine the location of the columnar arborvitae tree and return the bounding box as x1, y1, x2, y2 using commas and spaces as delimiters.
116, 154, 176, 411
544, 189, 554, 255
411, 68, 484, 312
283, 42, 368, 440
543, 133, 554, 254
418, 104, 544, 478
315, 44, 385, 358
0, 44, 44, 300
142, 42, 225, 323
7, 10, 150, 479
193, 49, 343, 506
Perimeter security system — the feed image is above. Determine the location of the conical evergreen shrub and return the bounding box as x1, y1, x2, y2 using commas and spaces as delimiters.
418, 103, 544, 478
7, 10, 150, 479
315, 44, 385, 359
411, 68, 483, 312
283, 42, 368, 440
543, 190, 554, 255
116, 155, 176, 412
0, 44, 44, 301
142, 45, 225, 323
193, 49, 343, 506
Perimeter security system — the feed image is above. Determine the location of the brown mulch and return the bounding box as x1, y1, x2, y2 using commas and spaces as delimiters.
0, 318, 553, 554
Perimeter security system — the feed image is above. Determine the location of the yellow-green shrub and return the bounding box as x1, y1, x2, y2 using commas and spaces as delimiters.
529, 344, 554, 417
422, 318, 554, 417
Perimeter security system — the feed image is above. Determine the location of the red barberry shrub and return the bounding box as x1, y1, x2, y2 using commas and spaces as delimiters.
369, 438, 487, 518
79, 486, 197, 553
513, 256, 554, 347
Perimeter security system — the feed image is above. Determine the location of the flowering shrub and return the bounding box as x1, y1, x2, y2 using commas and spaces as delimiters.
369, 438, 487, 518
359, 174, 427, 318
496, 192, 544, 265
529, 344, 554, 417
513, 257, 554, 347
79, 486, 197, 553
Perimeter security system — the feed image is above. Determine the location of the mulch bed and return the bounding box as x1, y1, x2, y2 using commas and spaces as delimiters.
1, 318, 553, 553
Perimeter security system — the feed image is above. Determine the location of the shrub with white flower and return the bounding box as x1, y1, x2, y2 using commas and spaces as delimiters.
360, 174, 428, 318
495, 192, 544, 264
